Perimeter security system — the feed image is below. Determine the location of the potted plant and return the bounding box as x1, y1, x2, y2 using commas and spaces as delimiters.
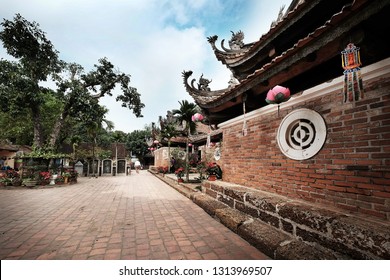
22, 169, 40, 187
196, 161, 207, 181
206, 162, 222, 181
175, 167, 185, 183
69, 170, 78, 184
0, 176, 12, 187
62, 172, 71, 184
55, 175, 65, 185
157, 166, 168, 176
2, 169, 21, 186
11, 176, 22, 186
39, 171, 51, 185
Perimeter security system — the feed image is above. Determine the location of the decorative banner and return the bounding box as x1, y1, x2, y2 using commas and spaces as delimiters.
341, 43, 363, 102
266, 85, 291, 116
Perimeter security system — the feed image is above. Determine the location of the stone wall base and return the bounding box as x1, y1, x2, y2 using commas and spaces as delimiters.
201, 180, 390, 259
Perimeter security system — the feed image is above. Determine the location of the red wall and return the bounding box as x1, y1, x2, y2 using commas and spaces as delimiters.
221, 71, 390, 221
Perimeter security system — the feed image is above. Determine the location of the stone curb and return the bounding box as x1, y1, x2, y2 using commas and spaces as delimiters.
151, 172, 340, 259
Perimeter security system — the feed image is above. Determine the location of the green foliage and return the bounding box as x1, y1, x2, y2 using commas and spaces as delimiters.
23, 147, 68, 159
171, 100, 198, 136
0, 13, 61, 81
0, 110, 33, 145
96, 149, 112, 160
0, 14, 144, 151
126, 129, 151, 158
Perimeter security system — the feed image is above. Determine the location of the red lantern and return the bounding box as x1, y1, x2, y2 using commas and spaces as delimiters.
191, 113, 204, 122
188, 143, 193, 147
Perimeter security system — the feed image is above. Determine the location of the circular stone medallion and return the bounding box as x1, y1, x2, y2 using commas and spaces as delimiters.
277, 108, 327, 160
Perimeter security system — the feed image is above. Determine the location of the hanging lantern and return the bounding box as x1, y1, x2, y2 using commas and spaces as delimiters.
266, 85, 291, 116
266, 85, 291, 104
341, 43, 363, 102
188, 143, 193, 147
191, 113, 204, 122
153, 140, 159, 144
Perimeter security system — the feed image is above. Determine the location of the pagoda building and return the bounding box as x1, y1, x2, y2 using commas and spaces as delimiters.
182, 0, 390, 259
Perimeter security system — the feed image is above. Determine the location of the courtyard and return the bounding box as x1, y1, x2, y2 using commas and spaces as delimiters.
0, 171, 268, 260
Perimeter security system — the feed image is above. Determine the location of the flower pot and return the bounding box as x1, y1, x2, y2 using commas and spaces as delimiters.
50, 174, 57, 185
24, 180, 38, 187
208, 175, 217, 181
12, 181, 22, 187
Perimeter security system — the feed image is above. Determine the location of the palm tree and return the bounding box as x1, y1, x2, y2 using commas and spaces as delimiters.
172, 100, 198, 181
160, 122, 179, 173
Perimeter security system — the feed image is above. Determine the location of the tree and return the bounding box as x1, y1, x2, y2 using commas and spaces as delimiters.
0, 14, 144, 152
125, 129, 151, 161
0, 13, 61, 148
172, 100, 198, 181
159, 114, 180, 173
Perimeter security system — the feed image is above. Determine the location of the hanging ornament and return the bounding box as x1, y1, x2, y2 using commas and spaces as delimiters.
242, 94, 248, 136
341, 43, 363, 102
266, 85, 291, 116
191, 113, 204, 122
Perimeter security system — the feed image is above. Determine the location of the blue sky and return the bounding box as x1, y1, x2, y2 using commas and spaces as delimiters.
1, 0, 291, 133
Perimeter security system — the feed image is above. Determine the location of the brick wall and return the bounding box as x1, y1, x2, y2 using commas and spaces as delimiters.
220, 65, 390, 221
153, 147, 169, 167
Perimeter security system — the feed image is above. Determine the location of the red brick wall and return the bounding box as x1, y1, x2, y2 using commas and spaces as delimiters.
221, 73, 390, 221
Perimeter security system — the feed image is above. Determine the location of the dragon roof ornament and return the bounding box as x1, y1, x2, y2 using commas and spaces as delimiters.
181, 70, 231, 106
207, 30, 253, 55
227, 30, 245, 50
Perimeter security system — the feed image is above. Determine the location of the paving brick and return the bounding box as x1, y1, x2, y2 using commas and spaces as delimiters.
0, 172, 269, 260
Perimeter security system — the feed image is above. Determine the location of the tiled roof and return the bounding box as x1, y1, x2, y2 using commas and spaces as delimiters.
186, 0, 379, 111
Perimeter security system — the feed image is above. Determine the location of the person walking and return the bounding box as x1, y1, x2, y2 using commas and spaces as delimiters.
134, 160, 141, 173
170, 157, 176, 173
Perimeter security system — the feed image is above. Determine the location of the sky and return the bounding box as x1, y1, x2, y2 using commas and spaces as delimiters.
1, 0, 291, 133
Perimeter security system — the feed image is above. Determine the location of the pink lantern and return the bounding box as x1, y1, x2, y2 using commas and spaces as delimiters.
153, 140, 159, 144
188, 143, 193, 147
191, 113, 204, 122
266, 85, 291, 104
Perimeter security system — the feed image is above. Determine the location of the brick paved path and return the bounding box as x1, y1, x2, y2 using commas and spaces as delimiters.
0, 171, 269, 260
